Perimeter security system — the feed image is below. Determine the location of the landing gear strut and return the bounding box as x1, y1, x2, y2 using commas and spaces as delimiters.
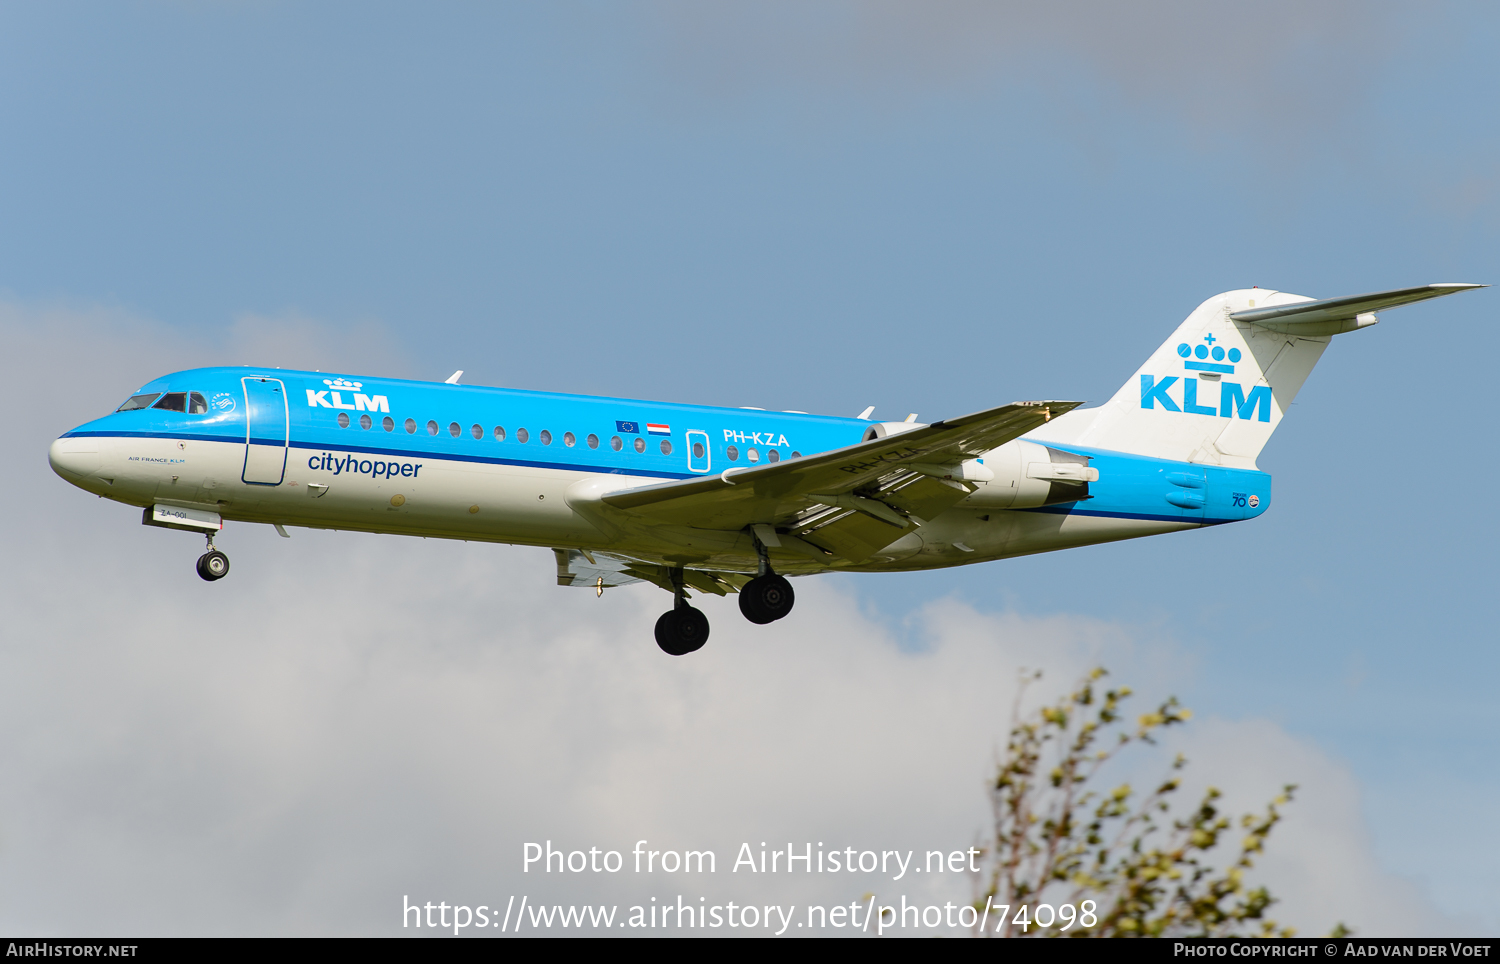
739, 534, 795, 625
196, 531, 230, 582
655, 568, 709, 656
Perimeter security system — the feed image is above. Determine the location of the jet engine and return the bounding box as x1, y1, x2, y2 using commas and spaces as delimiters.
959, 439, 1098, 508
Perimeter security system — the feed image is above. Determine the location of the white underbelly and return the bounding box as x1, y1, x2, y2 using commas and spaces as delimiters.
112, 439, 625, 546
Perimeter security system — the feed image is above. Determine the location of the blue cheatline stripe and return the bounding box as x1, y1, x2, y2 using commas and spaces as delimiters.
60, 431, 695, 481
1020, 503, 1230, 526
65, 430, 234, 444
60, 431, 1239, 523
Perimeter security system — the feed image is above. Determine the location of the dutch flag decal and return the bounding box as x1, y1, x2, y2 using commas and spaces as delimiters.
647, 423, 671, 436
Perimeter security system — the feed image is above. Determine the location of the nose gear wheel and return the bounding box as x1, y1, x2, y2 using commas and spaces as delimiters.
196, 550, 230, 582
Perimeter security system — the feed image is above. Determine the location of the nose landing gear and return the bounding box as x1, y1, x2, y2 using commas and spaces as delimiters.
197, 551, 230, 581
196, 532, 230, 582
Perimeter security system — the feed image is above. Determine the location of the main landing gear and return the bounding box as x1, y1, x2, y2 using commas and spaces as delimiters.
655, 569, 709, 656
740, 533, 795, 625
653, 539, 797, 656
196, 532, 230, 582
738, 571, 794, 625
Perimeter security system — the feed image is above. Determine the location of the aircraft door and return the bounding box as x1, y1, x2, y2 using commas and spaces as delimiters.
242, 377, 289, 485
686, 430, 711, 473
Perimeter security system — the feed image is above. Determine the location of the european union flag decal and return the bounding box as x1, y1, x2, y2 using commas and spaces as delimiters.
615, 420, 639, 434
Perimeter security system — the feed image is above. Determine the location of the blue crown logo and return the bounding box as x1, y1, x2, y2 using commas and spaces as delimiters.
1176, 334, 1239, 374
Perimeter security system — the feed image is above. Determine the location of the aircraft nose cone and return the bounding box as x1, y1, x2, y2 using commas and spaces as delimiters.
49, 436, 103, 480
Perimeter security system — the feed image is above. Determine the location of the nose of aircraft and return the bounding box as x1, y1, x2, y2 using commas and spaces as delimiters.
49, 435, 103, 481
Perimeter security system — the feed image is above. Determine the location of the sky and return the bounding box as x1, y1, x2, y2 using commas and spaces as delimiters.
1, 1, 1497, 936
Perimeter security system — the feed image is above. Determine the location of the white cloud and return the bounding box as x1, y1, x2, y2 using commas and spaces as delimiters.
0, 300, 1463, 936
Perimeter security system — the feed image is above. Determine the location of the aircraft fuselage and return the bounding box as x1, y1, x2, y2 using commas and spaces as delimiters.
50, 367, 1269, 579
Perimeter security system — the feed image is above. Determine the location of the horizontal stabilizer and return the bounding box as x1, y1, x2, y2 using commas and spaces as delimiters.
1230, 283, 1484, 336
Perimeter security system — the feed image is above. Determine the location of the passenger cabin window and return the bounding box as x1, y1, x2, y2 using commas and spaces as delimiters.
494, 426, 506, 441
189, 392, 208, 414
360, 413, 372, 430
726, 446, 739, 461
563, 432, 576, 447
659, 440, 672, 455
405, 418, 417, 434
116, 392, 161, 412
633, 437, 645, 454
540, 430, 552, 445
338, 412, 350, 428
448, 422, 461, 438
767, 449, 780, 463
587, 434, 599, 449
517, 428, 530, 443
470, 424, 483, 440
383, 416, 395, 432
426, 420, 439, 436
610, 436, 623, 452
152, 392, 188, 413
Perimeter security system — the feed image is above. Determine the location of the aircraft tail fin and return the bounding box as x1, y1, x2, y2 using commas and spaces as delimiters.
1038, 284, 1483, 468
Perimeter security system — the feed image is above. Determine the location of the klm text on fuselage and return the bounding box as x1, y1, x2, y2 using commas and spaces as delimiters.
306, 390, 390, 412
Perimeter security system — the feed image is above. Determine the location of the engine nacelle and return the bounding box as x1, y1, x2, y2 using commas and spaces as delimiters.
959, 440, 1099, 508
862, 421, 929, 442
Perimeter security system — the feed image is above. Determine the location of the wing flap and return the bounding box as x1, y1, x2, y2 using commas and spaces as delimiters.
783, 465, 980, 562
791, 508, 913, 563
616, 564, 749, 597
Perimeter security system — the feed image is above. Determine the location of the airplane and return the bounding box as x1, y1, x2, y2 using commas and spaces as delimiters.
48, 283, 1482, 655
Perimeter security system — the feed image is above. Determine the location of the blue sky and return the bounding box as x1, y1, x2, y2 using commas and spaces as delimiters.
2, 2, 1497, 934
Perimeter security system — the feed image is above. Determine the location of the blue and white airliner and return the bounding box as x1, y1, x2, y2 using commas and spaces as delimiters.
49, 284, 1482, 654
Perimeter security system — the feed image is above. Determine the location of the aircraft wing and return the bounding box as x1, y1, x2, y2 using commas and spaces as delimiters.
599, 400, 1080, 561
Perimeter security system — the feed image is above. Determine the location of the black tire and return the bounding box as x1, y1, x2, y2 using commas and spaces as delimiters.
655, 606, 709, 655
196, 550, 230, 582
738, 573, 795, 624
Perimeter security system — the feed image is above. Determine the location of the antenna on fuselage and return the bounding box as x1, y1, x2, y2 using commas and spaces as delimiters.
445, 371, 464, 384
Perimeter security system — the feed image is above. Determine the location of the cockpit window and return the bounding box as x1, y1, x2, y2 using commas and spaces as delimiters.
189, 392, 208, 414
116, 393, 162, 412
152, 392, 188, 413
